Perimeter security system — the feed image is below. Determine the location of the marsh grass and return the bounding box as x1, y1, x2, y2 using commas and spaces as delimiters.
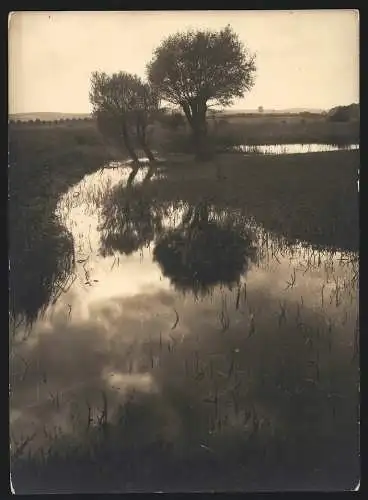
141, 150, 359, 253
9, 121, 359, 492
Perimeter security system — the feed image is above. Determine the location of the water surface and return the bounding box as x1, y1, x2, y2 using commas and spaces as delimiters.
234, 143, 359, 155
10, 161, 359, 491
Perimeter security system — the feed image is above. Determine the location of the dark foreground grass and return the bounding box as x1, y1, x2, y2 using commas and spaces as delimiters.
142, 150, 359, 253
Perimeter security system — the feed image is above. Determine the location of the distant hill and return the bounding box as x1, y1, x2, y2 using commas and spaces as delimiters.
9, 112, 91, 122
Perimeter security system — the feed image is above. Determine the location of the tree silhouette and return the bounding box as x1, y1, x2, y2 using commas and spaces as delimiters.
147, 25, 256, 160
90, 71, 159, 163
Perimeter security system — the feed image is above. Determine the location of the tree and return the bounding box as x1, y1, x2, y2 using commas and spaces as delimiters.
147, 25, 256, 160
258, 105, 264, 113
89, 71, 159, 163
90, 71, 139, 163
130, 81, 160, 161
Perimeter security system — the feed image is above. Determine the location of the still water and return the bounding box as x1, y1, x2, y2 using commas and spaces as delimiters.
234, 143, 359, 155
10, 159, 359, 491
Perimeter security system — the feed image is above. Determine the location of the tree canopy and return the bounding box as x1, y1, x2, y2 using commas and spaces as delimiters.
90, 26, 257, 161
89, 71, 159, 162
146, 25, 256, 109
146, 25, 256, 159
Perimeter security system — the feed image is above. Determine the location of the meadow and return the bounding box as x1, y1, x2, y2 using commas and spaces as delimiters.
9, 112, 359, 492
154, 112, 359, 154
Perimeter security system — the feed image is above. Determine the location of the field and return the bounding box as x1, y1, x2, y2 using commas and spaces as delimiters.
207, 112, 359, 146
9, 113, 359, 492
10, 110, 359, 151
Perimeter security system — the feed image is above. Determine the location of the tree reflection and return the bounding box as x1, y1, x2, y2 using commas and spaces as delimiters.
153, 202, 257, 295
99, 185, 163, 257
99, 184, 257, 295
9, 216, 75, 327
126, 163, 157, 188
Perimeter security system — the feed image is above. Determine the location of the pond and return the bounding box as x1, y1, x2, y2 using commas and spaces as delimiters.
10, 162, 359, 492
233, 143, 359, 155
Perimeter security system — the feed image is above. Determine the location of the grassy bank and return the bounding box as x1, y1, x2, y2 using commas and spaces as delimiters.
140, 150, 359, 253
8, 121, 114, 201
8, 122, 115, 324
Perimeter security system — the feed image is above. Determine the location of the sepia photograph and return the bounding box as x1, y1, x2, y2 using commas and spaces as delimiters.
9, 10, 359, 493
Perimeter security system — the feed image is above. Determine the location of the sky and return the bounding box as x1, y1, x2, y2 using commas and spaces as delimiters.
8, 10, 359, 114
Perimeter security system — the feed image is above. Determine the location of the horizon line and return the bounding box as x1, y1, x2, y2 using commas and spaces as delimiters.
9, 103, 359, 116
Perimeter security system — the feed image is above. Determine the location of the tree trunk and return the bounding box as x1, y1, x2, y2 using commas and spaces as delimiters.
192, 117, 211, 161
192, 126, 209, 161
121, 121, 139, 164
137, 123, 156, 162
182, 100, 212, 161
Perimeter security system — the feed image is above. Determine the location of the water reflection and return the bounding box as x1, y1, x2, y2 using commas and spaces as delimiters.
153, 202, 257, 295
234, 143, 359, 155
10, 164, 359, 492
99, 186, 163, 257
99, 178, 258, 295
